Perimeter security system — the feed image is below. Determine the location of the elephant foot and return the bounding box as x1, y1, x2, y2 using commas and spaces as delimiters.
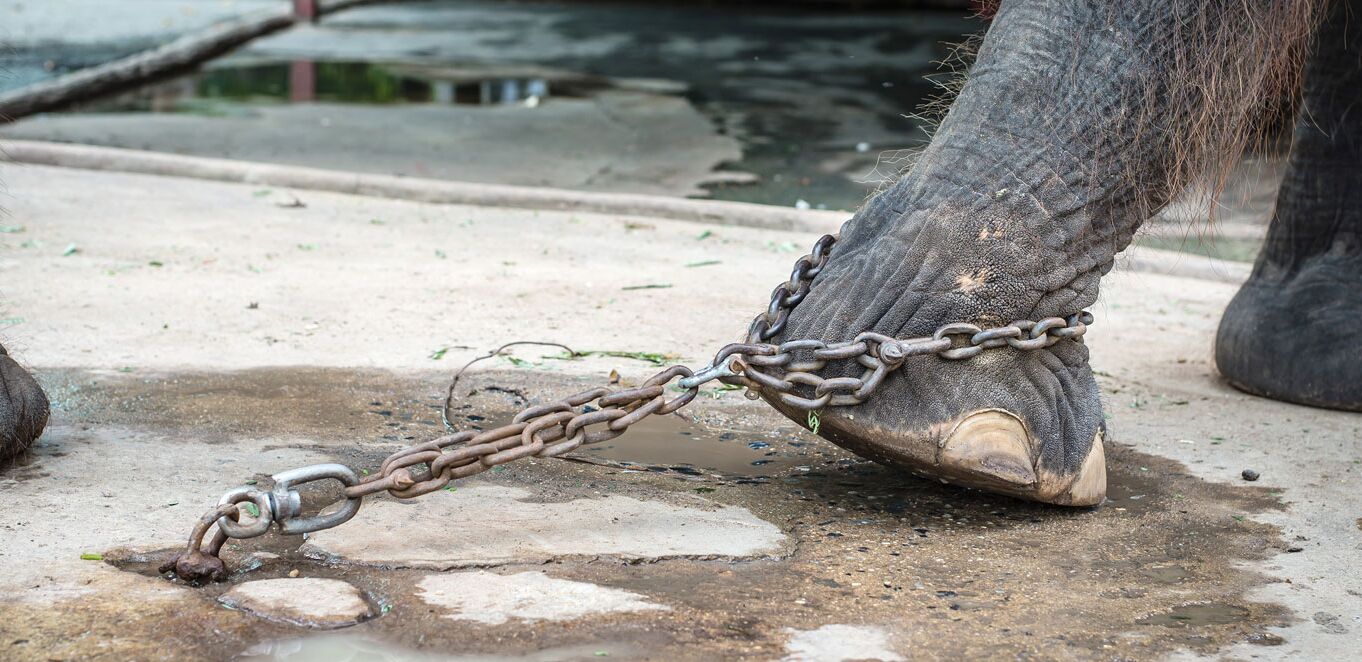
1215, 255, 1362, 412
768, 393, 1108, 506
762, 191, 1110, 507
1215, 0, 1362, 413
0, 343, 49, 460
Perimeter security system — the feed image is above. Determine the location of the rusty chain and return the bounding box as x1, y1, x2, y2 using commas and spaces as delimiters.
162, 233, 1092, 583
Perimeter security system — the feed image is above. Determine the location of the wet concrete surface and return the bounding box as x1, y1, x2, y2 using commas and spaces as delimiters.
4, 0, 1280, 266
0, 366, 1305, 660
3, 1, 975, 208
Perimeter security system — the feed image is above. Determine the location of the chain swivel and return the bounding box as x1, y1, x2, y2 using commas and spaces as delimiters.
213, 463, 363, 538
677, 359, 737, 390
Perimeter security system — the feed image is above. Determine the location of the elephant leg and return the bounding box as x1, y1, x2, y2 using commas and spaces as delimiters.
1215, 0, 1362, 412
0, 343, 49, 460
763, 0, 1320, 505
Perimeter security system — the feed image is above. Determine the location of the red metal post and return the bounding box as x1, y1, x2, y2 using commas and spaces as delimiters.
294, 0, 318, 21
290, 60, 316, 103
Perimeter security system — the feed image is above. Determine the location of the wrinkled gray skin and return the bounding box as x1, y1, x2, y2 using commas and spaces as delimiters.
769, 0, 1361, 503
0, 344, 48, 460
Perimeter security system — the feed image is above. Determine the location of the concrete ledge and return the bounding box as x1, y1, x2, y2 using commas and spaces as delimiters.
0, 139, 1248, 283
0, 139, 850, 234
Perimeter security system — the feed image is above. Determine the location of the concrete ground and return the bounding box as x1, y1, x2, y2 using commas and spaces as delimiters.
0, 162, 1358, 660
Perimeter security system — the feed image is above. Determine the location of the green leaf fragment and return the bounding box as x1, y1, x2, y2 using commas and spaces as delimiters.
242, 502, 261, 518
62, 243, 79, 256
621, 284, 672, 291
80, 553, 103, 561
598, 350, 671, 365
696, 230, 713, 240
430, 347, 449, 360
542, 350, 672, 366
807, 410, 820, 435
685, 259, 722, 268
0, 225, 24, 233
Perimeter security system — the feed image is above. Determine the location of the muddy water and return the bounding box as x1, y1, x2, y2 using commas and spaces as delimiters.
570, 413, 805, 476
19, 367, 1297, 661
41, 366, 811, 479
239, 635, 635, 661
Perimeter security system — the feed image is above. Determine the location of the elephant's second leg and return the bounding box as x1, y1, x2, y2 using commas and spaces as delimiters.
0, 343, 49, 460
1215, 0, 1362, 412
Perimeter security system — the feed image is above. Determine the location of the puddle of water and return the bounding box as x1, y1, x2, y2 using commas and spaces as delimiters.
238, 634, 630, 661
1137, 603, 1251, 628
1141, 564, 1190, 584
77, 61, 595, 113
239, 635, 420, 662
549, 413, 805, 478
1102, 465, 1165, 514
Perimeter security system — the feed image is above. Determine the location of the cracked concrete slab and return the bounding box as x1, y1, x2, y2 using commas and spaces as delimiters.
303, 485, 789, 568
782, 624, 904, 662
417, 571, 667, 625
220, 578, 373, 629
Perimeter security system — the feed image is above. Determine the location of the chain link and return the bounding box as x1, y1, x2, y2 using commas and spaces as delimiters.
161, 233, 1093, 583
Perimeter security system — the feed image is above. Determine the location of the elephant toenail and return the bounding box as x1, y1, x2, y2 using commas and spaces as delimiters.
937, 409, 1038, 488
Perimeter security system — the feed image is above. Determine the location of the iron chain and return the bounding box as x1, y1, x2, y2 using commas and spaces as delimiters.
163, 233, 1092, 582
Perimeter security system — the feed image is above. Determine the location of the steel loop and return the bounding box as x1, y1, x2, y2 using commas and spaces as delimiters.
939, 344, 986, 360
657, 389, 698, 414
813, 342, 867, 361
779, 391, 832, 411
933, 322, 984, 340
814, 377, 865, 396
216, 488, 274, 539
1006, 334, 1052, 351
1031, 317, 1067, 338
746, 367, 795, 392
972, 326, 1022, 346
